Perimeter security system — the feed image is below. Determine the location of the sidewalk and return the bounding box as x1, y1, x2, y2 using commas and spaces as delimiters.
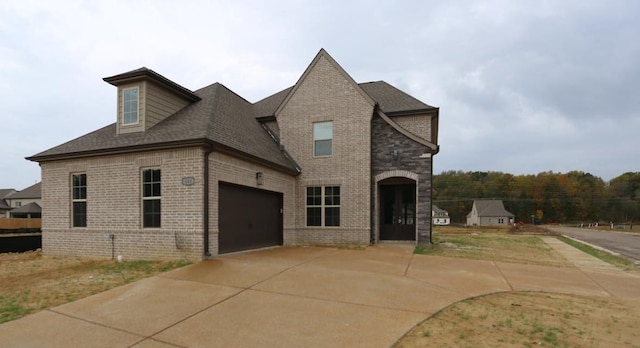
541, 236, 623, 272
541, 236, 640, 310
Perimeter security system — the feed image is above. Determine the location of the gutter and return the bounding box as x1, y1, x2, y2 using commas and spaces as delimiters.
203, 144, 214, 258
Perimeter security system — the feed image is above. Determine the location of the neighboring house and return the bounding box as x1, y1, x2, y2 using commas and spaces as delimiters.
0, 189, 17, 218
27, 49, 440, 260
432, 205, 450, 225
10, 202, 42, 219
3, 183, 42, 218
466, 200, 514, 226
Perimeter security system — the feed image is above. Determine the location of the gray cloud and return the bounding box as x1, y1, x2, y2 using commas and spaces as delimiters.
1, 0, 638, 189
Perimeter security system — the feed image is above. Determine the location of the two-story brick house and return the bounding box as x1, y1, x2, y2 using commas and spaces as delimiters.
27, 49, 439, 260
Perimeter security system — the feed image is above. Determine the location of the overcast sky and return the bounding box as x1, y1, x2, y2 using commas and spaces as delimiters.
1, 0, 638, 189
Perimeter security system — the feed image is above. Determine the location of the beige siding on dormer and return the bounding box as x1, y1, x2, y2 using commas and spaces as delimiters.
393, 114, 432, 142
116, 81, 192, 135
116, 82, 145, 134
145, 81, 192, 129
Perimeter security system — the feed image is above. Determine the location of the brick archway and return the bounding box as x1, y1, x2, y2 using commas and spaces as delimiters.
373, 170, 420, 242
374, 170, 419, 183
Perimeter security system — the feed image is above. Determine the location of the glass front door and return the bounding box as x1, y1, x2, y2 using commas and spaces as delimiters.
380, 184, 416, 240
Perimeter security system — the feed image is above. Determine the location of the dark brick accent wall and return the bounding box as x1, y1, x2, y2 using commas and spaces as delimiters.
371, 114, 433, 245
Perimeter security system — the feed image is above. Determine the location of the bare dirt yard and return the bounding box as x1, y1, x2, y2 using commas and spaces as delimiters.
0, 250, 190, 323
397, 226, 640, 347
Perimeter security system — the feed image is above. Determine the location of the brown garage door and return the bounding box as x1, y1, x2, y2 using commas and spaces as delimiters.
218, 182, 283, 254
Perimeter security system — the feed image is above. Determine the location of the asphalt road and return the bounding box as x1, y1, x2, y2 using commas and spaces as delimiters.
548, 226, 640, 262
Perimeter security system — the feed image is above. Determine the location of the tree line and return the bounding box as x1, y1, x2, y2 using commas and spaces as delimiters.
433, 171, 640, 224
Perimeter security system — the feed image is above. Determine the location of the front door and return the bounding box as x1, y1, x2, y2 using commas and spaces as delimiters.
380, 184, 416, 240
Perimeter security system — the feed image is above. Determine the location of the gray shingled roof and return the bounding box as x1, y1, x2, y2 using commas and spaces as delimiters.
0, 189, 16, 199
9, 182, 41, 199
29, 71, 435, 172
254, 81, 435, 118
28, 84, 297, 173
103, 67, 201, 102
10, 202, 41, 214
474, 200, 514, 217
359, 81, 436, 114
432, 204, 448, 214
254, 87, 292, 118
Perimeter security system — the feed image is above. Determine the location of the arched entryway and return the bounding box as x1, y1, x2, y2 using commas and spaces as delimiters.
378, 177, 417, 241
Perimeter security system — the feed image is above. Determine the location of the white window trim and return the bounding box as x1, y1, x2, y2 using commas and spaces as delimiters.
122, 87, 140, 126
313, 121, 333, 157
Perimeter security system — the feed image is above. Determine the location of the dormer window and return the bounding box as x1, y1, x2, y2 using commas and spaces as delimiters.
123, 87, 139, 125
103, 67, 201, 135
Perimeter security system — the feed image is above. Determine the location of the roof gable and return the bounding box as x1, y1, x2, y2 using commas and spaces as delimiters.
274, 49, 375, 116
255, 81, 438, 119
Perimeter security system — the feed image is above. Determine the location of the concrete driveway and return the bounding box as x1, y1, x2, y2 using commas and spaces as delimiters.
2, 242, 640, 347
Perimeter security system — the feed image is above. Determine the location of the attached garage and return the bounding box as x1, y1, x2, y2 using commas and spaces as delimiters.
218, 182, 283, 254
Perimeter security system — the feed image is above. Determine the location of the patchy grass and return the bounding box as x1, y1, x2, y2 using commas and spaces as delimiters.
558, 236, 640, 272
0, 251, 191, 324
414, 227, 572, 267
395, 292, 640, 348
403, 227, 640, 347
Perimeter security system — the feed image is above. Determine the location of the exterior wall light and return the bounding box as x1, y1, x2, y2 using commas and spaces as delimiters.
256, 172, 264, 186
393, 149, 399, 160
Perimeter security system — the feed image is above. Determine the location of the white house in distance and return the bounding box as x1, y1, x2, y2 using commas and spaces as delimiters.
432, 205, 450, 225
466, 200, 514, 227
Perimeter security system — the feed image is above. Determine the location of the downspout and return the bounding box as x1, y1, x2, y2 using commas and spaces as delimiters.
429, 154, 434, 245
370, 105, 378, 245
203, 144, 214, 258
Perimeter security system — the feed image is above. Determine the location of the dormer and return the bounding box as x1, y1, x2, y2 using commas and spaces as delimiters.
103, 68, 201, 135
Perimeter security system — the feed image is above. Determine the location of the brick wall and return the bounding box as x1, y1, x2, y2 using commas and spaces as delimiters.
391, 114, 433, 142
40, 147, 205, 260
277, 54, 374, 245
40, 147, 298, 260
371, 114, 434, 245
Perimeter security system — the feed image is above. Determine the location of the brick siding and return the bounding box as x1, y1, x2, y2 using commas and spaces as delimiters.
371, 114, 434, 245
276, 54, 374, 245
41, 148, 205, 260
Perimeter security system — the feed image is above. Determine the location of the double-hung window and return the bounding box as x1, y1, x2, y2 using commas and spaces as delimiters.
123, 87, 139, 125
313, 121, 333, 156
306, 186, 340, 227
142, 168, 161, 228
72, 173, 87, 227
